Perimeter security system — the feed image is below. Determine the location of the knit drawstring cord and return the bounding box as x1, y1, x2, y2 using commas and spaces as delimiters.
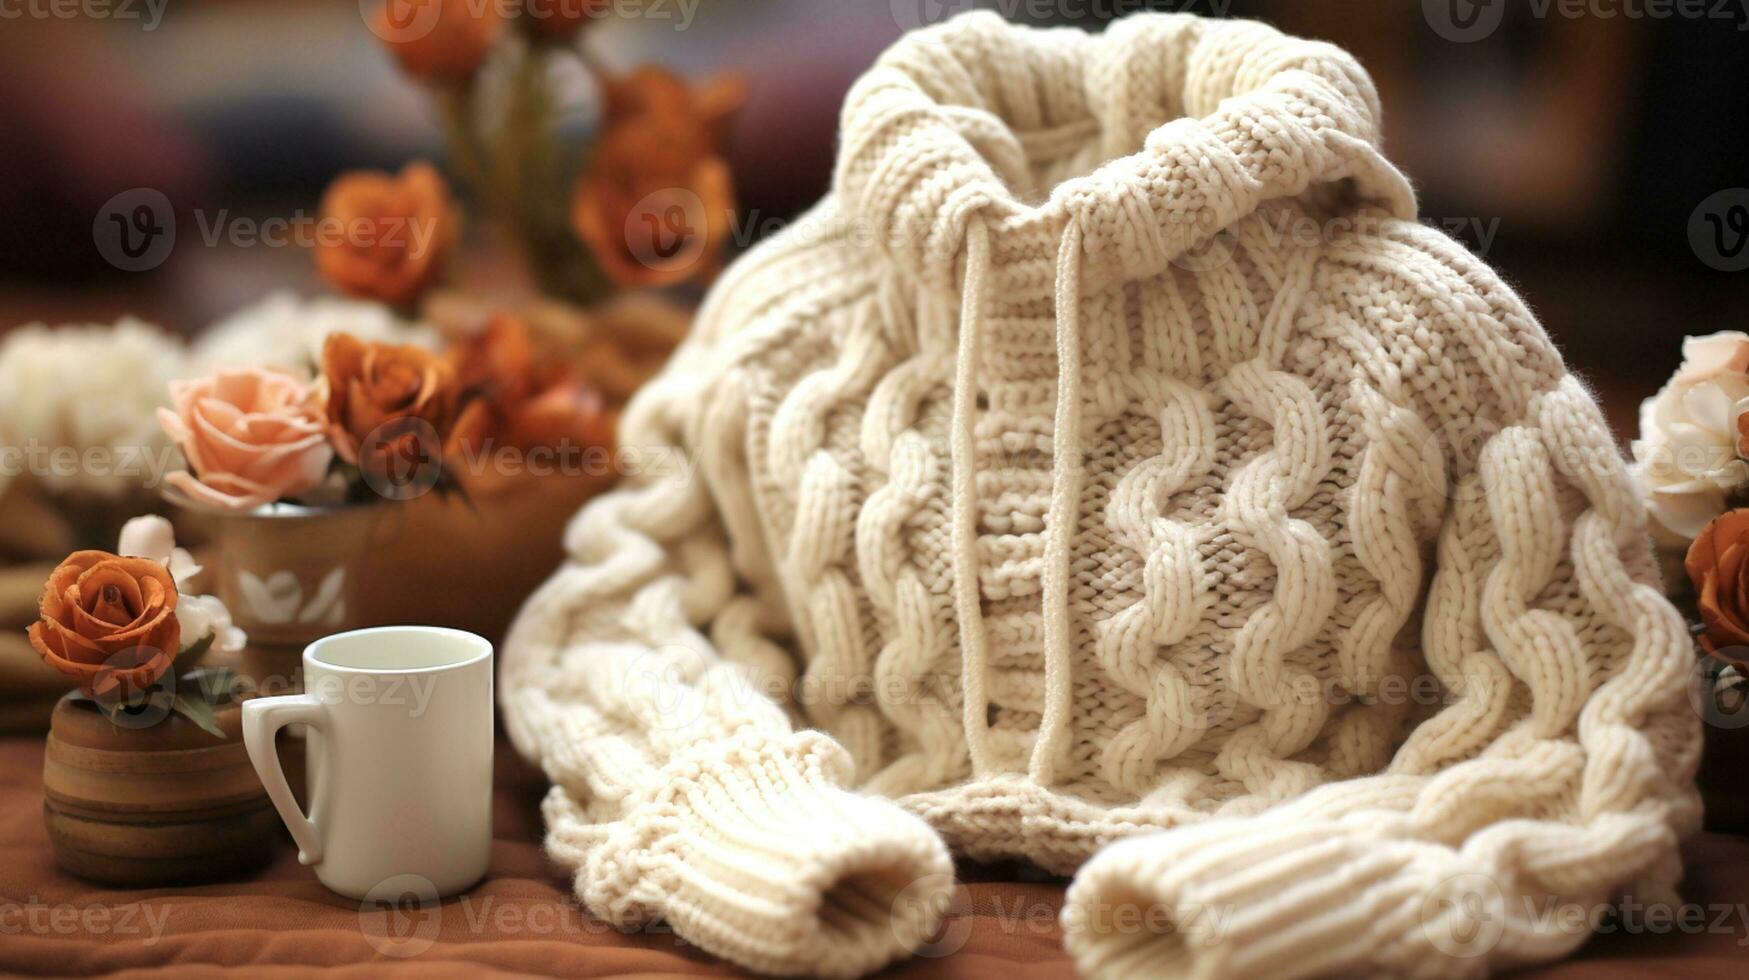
1030, 220, 1084, 786
951, 219, 996, 778
950, 217, 1085, 784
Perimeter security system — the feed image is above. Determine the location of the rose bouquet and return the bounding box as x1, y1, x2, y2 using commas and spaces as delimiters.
159, 316, 612, 509
1633, 332, 1749, 829
25, 516, 244, 736
358, 0, 743, 306
1632, 332, 1749, 700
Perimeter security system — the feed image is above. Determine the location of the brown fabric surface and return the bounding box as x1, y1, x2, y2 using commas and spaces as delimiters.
0, 733, 1744, 978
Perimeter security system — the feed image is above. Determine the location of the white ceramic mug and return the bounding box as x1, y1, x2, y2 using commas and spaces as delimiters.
241, 626, 494, 899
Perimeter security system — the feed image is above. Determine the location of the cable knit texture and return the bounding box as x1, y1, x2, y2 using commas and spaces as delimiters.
501, 12, 1702, 979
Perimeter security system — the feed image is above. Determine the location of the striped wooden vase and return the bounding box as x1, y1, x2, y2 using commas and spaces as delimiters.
41, 675, 280, 886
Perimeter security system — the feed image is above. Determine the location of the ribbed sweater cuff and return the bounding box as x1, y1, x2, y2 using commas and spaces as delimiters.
1065, 817, 1481, 980
580, 730, 954, 979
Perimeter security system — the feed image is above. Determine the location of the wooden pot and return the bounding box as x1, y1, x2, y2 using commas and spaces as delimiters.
41, 676, 280, 887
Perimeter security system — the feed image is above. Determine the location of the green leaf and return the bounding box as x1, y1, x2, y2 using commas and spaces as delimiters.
172, 694, 227, 739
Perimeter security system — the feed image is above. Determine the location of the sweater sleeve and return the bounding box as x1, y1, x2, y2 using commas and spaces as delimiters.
498, 271, 952, 979
1062, 228, 1704, 979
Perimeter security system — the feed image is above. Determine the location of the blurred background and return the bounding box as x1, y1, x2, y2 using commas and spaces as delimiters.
2, 0, 1747, 430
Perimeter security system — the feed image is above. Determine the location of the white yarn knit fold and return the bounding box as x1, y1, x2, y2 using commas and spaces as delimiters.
501, 12, 1702, 979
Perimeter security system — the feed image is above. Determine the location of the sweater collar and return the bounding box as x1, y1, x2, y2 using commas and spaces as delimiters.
831, 11, 1416, 299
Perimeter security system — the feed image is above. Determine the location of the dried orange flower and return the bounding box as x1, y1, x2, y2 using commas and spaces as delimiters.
448, 314, 557, 408
374, 0, 504, 82
571, 67, 744, 289
29, 551, 180, 702
315, 162, 456, 308
1689, 508, 1749, 667
446, 315, 616, 496
322, 333, 458, 485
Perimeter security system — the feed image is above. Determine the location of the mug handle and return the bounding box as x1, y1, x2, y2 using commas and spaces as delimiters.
241, 695, 327, 866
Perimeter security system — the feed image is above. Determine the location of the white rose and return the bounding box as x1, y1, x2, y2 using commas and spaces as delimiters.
1632, 331, 1749, 545
191, 291, 438, 381
117, 515, 247, 657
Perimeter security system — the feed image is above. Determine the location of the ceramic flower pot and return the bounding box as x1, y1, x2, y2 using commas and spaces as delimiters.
168, 471, 608, 665
41, 671, 280, 886
165, 492, 377, 697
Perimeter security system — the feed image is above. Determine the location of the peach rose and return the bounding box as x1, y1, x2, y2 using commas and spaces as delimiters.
315, 162, 456, 308
1689, 509, 1749, 667
158, 368, 334, 511
28, 551, 180, 701
323, 332, 457, 483
571, 68, 743, 288
374, 0, 503, 81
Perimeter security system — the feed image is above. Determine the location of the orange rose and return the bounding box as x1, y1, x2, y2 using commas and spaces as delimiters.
315, 162, 456, 308
1688, 509, 1749, 667
446, 316, 616, 496
323, 333, 458, 486
448, 314, 554, 408
523, 0, 607, 40
571, 68, 743, 288
158, 368, 334, 511
374, 0, 503, 81
28, 551, 180, 702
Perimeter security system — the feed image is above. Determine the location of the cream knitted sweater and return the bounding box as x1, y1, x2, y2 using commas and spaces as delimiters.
501, 12, 1702, 979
